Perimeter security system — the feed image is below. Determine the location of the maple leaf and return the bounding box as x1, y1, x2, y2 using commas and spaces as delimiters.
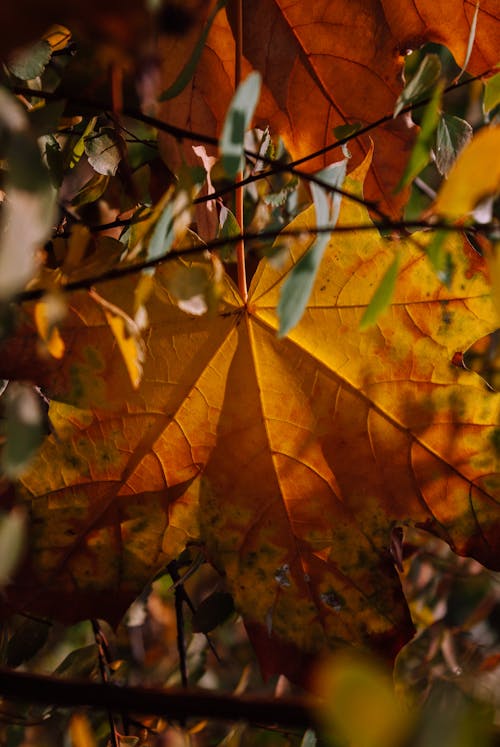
158, 0, 499, 215
3, 153, 500, 682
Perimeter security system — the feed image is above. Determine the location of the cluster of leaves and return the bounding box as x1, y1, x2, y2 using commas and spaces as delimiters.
0, 0, 499, 745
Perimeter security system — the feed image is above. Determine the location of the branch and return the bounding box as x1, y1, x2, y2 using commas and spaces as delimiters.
0, 668, 315, 729
13, 71, 490, 222
15, 220, 494, 303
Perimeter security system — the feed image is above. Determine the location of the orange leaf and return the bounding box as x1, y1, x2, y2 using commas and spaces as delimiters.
3, 154, 500, 682
158, 1, 500, 216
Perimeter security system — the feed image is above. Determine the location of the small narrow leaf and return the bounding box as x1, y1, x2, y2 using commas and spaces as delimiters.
484, 71, 500, 114
159, 0, 228, 101
456, 0, 480, 81
220, 72, 262, 178
149, 201, 175, 260
396, 83, 442, 190
360, 253, 399, 330
394, 53, 442, 117
278, 160, 347, 337
435, 114, 473, 176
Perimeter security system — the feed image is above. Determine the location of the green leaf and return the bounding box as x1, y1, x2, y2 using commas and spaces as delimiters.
217, 205, 240, 259
360, 253, 399, 330
435, 114, 473, 176
220, 71, 262, 178
396, 83, 442, 191
0, 508, 27, 588
192, 591, 235, 633
7, 40, 52, 80
394, 53, 442, 117
71, 174, 109, 209
54, 644, 98, 679
149, 201, 176, 261
1, 384, 44, 478
84, 128, 121, 176
278, 159, 347, 337
159, 0, 228, 101
484, 71, 500, 114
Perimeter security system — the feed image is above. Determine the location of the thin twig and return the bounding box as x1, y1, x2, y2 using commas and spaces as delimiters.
13, 219, 494, 303
167, 561, 189, 691
10, 71, 490, 225
167, 560, 221, 664
91, 620, 121, 747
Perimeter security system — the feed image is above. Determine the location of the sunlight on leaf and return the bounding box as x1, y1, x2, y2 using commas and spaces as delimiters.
34, 295, 66, 360
360, 253, 400, 330
89, 290, 146, 390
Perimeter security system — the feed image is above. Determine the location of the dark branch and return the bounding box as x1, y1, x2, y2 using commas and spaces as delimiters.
0, 668, 315, 729
15, 220, 494, 303
12, 71, 490, 222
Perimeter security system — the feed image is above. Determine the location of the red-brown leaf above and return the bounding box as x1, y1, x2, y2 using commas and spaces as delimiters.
158, 0, 499, 216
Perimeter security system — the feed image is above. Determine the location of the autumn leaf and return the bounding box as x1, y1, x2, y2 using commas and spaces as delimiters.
3, 153, 500, 683
158, 0, 499, 216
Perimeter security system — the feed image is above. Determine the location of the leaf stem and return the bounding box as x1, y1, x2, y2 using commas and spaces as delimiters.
234, 0, 248, 301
